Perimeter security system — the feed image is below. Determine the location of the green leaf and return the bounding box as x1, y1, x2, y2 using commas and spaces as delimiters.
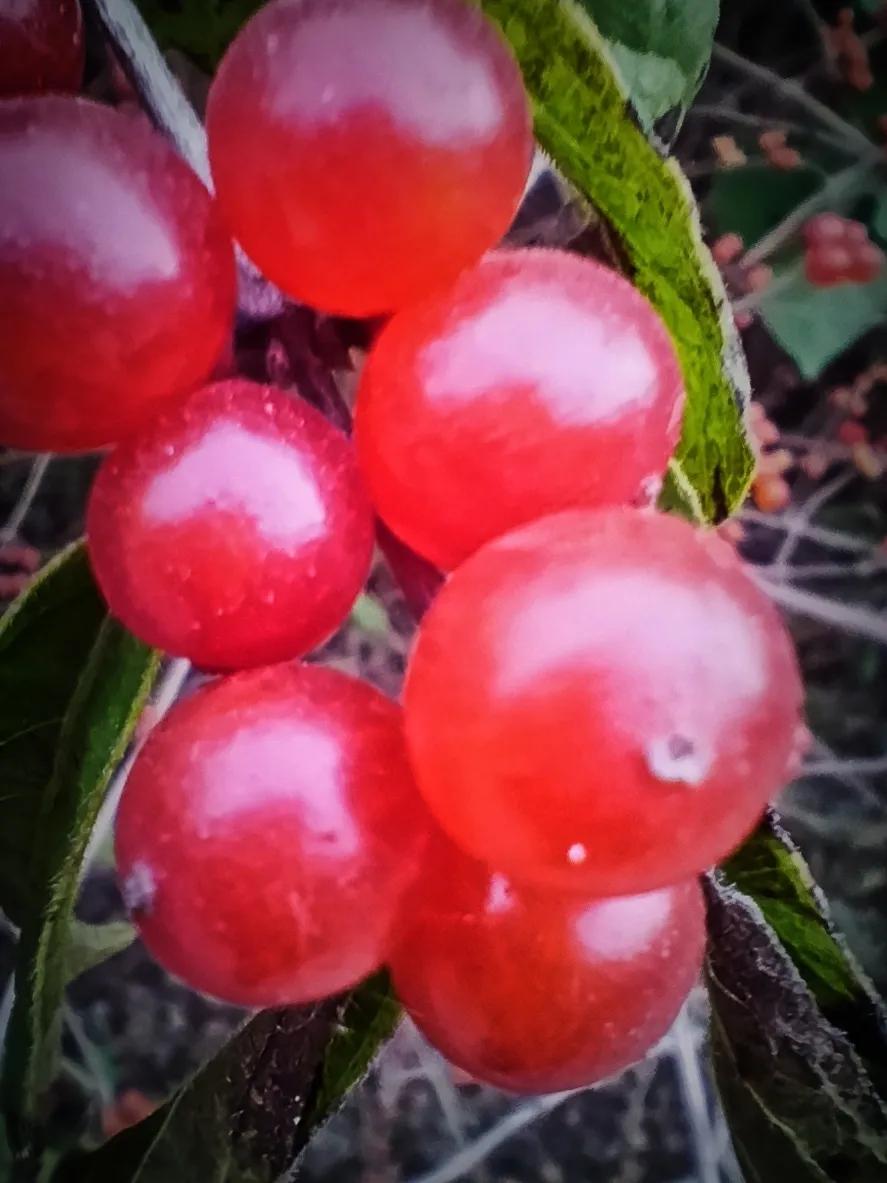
65, 921, 136, 984
2, 610, 158, 1152
708, 814, 887, 1180
707, 166, 822, 246
706, 871, 887, 1181
57, 976, 399, 1183
135, 0, 261, 69
580, 0, 719, 130
0, 545, 107, 926
758, 264, 887, 379
480, 0, 755, 521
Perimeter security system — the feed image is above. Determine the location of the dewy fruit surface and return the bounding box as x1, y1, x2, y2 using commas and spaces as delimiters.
87, 380, 375, 670
116, 665, 431, 1007
404, 507, 805, 894
206, 0, 532, 316
0, 96, 235, 451
356, 249, 685, 569
390, 835, 705, 1093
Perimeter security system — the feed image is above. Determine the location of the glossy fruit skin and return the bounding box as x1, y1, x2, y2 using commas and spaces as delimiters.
404, 508, 804, 895
0, 0, 84, 96
356, 249, 685, 570
87, 380, 375, 670
390, 836, 705, 1093
206, 0, 532, 316
0, 97, 235, 452
116, 664, 431, 1007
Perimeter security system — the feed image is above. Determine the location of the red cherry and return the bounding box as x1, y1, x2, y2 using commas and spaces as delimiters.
805, 243, 853, 287
87, 380, 375, 670
847, 241, 885, 284
389, 835, 705, 1093
356, 249, 685, 570
0, 97, 235, 452
0, 0, 84, 96
116, 664, 431, 1007
802, 212, 848, 246
404, 508, 803, 896
206, 0, 532, 316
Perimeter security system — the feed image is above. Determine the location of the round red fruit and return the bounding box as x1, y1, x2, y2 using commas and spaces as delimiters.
116, 664, 431, 1007
0, 97, 235, 452
206, 0, 531, 316
87, 380, 375, 670
356, 249, 685, 570
390, 836, 705, 1093
804, 243, 852, 287
847, 241, 884, 284
0, 0, 84, 97
404, 508, 804, 895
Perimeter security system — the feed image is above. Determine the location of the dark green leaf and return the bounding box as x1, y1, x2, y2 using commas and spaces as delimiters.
65, 921, 136, 984
580, 0, 719, 130
58, 976, 399, 1183
721, 813, 887, 1089
707, 165, 822, 246
706, 872, 887, 1181
135, 0, 260, 69
480, 0, 755, 520
2, 613, 158, 1148
758, 264, 887, 379
0, 544, 106, 925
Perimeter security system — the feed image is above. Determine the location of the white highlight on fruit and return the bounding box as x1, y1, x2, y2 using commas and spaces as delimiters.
196, 719, 361, 857
574, 888, 672, 960
270, 2, 503, 146
422, 286, 656, 426
567, 842, 587, 865
143, 422, 326, 549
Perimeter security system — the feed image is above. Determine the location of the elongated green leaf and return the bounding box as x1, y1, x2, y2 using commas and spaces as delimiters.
58, 976, 399, 1183
2, 613, 158, 1153
0, 545, 106, 925
706, 872, 887, 1181
722, 813, 887, 1089
480, 0, 755, 520
580, 0, 719, 132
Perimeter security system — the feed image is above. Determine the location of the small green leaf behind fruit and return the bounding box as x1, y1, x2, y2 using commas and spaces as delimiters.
0, 546, 158, 1157
758, 266, 887, 380
579, 0, 719, 133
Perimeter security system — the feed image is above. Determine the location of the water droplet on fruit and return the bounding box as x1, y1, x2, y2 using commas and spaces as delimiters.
645, 734, 708, 787
122, 861, 156, 915
567, 842, 587, 865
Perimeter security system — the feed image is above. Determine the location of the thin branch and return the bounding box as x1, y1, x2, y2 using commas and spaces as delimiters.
743, 162, 877, 266
740, 509, 882, 558
87, 0, 210, 185
755, 574, 887, 645
0, 454, 51, 545
670, 1007, 721, 1183
802, 755, 887, 777
404, 1090, 577, 1183
711, 43, 875, 159
733, 257, 805, 314
771, 469, 854, 575
688, 105, 851, 153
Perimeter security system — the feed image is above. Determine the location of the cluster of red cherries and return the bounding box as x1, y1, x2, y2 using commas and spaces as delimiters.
803, 212, 885, 288
0, 0, 805, 1093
